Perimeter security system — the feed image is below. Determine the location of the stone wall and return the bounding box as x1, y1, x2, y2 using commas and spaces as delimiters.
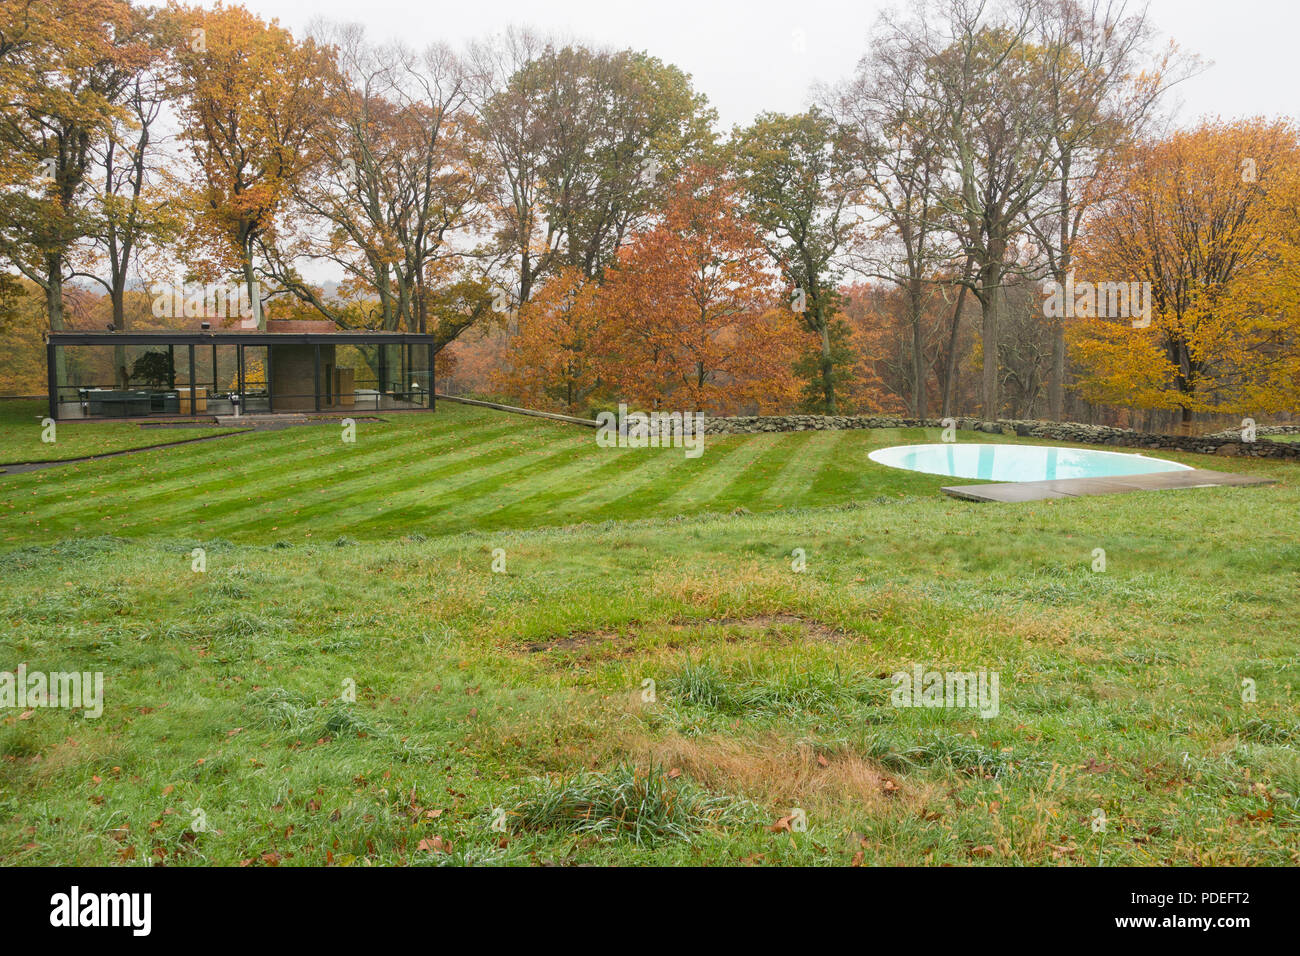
1205, 424, 1300, 439
697, 415, 1300, 461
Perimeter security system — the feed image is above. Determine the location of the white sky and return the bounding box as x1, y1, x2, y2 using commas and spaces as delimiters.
214, 0, 1299, 129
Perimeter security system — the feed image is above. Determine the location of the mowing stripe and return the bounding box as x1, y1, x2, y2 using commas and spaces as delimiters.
651, 436, 773, 513
703, 430, 810, 509
469, 430, 746, 530
201, 426, 578, 537
552, 439, 715, 516
810, 428, 868, 498
1, 410, 531, 538
431, 438, 619, 521
5, 418, 525, 536
759, 430, 844, 504
336, 431, 603, 532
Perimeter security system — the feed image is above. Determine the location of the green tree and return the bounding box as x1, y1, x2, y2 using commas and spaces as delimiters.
734, 109, 861, 413
467, 33, 716, 305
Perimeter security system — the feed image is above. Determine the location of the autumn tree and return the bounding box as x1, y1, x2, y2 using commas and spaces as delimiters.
1071, 120, 1300, 421
830, 31, 954, 418
71, 3, 184, 385
263, 24, 493, 343
877, 0, 1058, 419
466, 32, 715, 307
838, 280, 962, 416
600, 167, 801, 413
734, 109, 861, 413
493, 266, 603, 414
0, 0, 139, 336
173, 2, 338, 328
1024, 0, 1193, 421
0, 275, 47, 395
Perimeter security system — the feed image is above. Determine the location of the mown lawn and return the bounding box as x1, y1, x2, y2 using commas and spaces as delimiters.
1, 401, 1292, 546
0, 403, 1296, 865
0, 400, 245, 466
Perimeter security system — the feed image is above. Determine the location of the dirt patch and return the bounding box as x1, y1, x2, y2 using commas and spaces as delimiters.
695, 613, 849, 643
621, 732, 933, 813
522, 613, 851, 654
523, 631, 616, 653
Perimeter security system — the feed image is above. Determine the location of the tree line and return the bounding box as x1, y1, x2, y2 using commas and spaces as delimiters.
2, 0, 1297, 424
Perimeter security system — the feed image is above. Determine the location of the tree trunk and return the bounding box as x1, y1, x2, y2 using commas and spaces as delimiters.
519, 253, 533, 306
112, 282, 128, 388
1048, 319, 1065, 422
818, 317, 836, 415
980, 267, 1001, 420
416, 272, 427, 334
940, 277, 970, 419
909, 281, 925, 418
44, 255, 68, 388
242, 250, 263, 330
44, 256, 63, 331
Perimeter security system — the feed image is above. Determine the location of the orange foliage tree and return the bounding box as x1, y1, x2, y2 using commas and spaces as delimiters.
598, 168, 803, 413
838, 282, 922, 415
493, 267, 603, 414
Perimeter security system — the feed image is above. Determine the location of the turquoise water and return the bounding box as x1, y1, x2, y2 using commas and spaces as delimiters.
868, 443, 1192, 483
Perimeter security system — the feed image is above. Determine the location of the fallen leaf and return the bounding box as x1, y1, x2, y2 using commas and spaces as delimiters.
418, 836, 451, 853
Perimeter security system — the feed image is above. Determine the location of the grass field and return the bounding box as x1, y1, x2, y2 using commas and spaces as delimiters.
1, 402, 1296, 866
0, 400, 245, 465
2, 400, 1292, 547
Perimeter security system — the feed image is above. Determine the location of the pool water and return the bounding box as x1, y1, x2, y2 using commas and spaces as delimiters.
868, 443, 1192, 483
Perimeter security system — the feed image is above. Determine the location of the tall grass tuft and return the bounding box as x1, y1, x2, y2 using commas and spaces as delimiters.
506, 763, 751, 845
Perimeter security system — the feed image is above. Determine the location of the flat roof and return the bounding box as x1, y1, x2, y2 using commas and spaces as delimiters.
46, 330, 441, 346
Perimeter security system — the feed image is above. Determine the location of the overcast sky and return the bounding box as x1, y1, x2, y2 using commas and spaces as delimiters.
209, 0, 1298, 130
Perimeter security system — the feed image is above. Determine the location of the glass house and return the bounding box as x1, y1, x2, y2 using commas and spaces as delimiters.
44, 325, 439, 421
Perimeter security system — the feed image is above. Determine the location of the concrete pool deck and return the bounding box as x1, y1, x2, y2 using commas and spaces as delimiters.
942, 467, 1278, 502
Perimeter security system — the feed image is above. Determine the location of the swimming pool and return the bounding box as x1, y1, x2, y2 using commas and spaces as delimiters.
868, 443, 1192, 483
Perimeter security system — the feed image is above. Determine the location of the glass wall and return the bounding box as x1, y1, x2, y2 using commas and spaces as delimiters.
53, 343, 196, 419
409, 343, 434, 408
240, 344, 271, 413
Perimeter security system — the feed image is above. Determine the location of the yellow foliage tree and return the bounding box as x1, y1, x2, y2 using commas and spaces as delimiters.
1070, 119, 1300, 422
173, 2, 339, 328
